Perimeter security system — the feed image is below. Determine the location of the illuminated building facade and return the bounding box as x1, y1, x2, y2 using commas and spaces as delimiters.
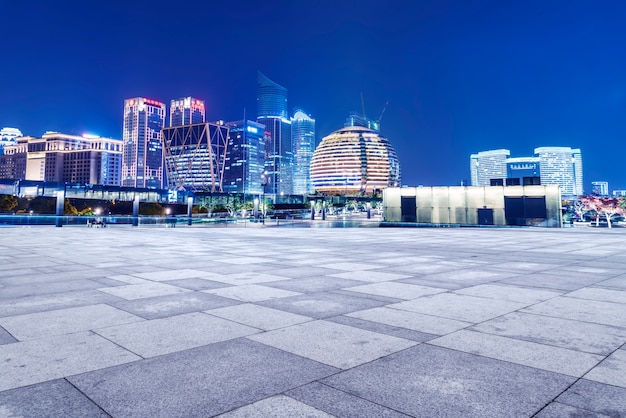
0, 133, 122, 185
591, 181, 609, 196
162, 122, 229, 191
169, 97, 205, 127
257, 72, 292, 195
0, 127, 22, 155
291, 109, 315, 194
535, 147, 583, 195
310, 126, 400, 194
223, 120, 266, 194
470, 149, 510, 186
122, 97, 166, 189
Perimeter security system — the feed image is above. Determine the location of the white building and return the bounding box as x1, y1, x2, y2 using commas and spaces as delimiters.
0, 127, 23, 154
470, 149, 510, 186
291, 109, 316, 194
591, 181, 609, 196
535, 147, 583, 196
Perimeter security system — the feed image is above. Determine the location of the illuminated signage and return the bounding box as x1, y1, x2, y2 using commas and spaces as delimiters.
247, 126, 258, 134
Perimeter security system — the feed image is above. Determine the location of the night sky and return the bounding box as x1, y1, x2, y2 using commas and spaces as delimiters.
2, 0, 625, 191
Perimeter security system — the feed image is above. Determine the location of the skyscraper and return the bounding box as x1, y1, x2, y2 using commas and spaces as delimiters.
169, 97, 205, 127
0, 127, 22, 155
470, 149, 510, 186
257, 72, 292, 195
223, 120, 267, 194
592, 181, 609, 196
291, 109, 315, 194
535, 147, 583, 195
122, 98, 166, 188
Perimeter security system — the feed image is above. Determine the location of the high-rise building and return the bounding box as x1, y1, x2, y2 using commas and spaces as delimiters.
161, 122, 229, 192
256, 72, 292, 195
0, 127, 22, 155
223, 120, 266, 194
169, 97, 205, 127
291, 109, 316, 195
122, 98, 166, 188
535, 147, 583, 195
591, 181, 609, 196
0, 133, 122, 185
470, 149, 510, 186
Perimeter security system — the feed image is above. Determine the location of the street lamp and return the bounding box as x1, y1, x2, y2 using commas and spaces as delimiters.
261, 171, 269, 224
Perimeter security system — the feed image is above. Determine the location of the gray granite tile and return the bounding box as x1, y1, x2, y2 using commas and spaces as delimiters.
327, 270, 414, 283
390, 292, 528, 323
161, 277, 233, 291
471, 311, 626, 355
347, 306, 472, 335
203, 284, 302, 302
535, 402, 611, 418
209, 272, 293, 286
270, 266, 345, 279
257, 291, 390, 319
0, 379, 108, 418
565, 287, 626, 304
522, 297, 626, 328
322, 344, 574, 417
94, 312, 259, 358
0, 331, 140, 391
344, 282, 446, 300
556, 378, 626, 417
287, 382, 411, 418
584, 349, 626, 388
323, 262, 384, 271
131, 268, 216, 281
108, 292, 240, 320
326, 315, 438, 342
248, 320, 417, 369
0, 304, 144, 341
429, 329, 604, 376
499, 272, 604, 291
0, 279, 106, 300
454, 284, 562, 304
217, 395, 334, 417
206, 303, 312, 331
68, 338, 337, 418
0, 325, 17, 345
596, 276, 626, 291
264, 276, 367, 293
98, 282, 191, 300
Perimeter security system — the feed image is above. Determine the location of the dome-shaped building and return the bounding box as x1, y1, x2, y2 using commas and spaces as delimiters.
310, 126, 400, 194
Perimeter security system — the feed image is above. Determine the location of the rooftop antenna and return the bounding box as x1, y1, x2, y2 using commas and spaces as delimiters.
377, 100, 389, 123
360, 92, 367, 118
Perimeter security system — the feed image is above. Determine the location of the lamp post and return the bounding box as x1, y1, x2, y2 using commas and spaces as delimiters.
261, 171, 269, 225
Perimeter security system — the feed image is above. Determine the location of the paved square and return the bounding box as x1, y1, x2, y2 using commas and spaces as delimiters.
0, 226, 625, 416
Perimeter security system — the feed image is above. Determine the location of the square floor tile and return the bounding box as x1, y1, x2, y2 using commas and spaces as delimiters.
257, 292, 390, 319
327, 271, 414, 283
265, 277, 367, 293
203, 285, 301, 302
248, 320, 417, 369
98, 282, 191, 300
345, 282, 446, 300
131, 269, 214, 282
218, 395, 334, 417
555, 378, 626, 416
565, 287, 626, 304
209, 272, 292, 286
454, 284, 562, 304
584, 349, 626, 388
207, 304, 312, 330
521, 297, 626, 328
323, 262, 384, 271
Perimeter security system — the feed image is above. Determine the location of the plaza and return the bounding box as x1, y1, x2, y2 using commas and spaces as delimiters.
0, 225, 625, 417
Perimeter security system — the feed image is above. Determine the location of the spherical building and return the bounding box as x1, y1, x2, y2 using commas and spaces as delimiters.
310, 126, 400, 194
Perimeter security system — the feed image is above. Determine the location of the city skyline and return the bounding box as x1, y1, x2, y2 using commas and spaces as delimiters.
2, 1, 625, 191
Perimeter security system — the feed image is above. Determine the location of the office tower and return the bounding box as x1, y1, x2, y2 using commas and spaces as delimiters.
223, 120, 266, 194
122, 98, 166, 188
256, 71, 292, 195
591, 181, 609, 196
291, 109, 316, 194
0, 133, 122, 185
169, 97, 205, 127
534, 147, 583, 195
470, 149, 510, 186
162, 122, 229, 192
310, 126, 400, 194
0, 127, 22, 155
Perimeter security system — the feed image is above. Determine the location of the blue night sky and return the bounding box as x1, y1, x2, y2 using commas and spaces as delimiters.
1, 0, 625, 191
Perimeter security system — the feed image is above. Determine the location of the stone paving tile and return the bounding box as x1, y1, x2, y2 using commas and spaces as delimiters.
584, 349, 626, 388
203, 284, 302, 302
0, 304, 144, 341
0, 379, 108, 418
327, 270, 414, 283
217, 395, 335, 417
322, 262, 384, 271
390, 292, 528, 323
106, 274, 152, 284
344, 282, 447, 300
257, 291, 390, 319
0, 268, 111, 286
108, 292, 241, 320
535, 402, 611, 418
0, 331, 140, 391
131, 268, 215, 282
522, 297, 626, 328
595, 275, 626, 290
322, 344, 575, 417
565, 287, 626, 304
95, 312, 259, 358
0, 326, 17, 345
0, 279, 106, 300
454, 284, 562, 304
218, 256, 277, 265
68, 338, 337, 418
161, 277, 234, 291
429, 329, 604, 377
0, 289, 122, 318
266, 266, 345, 279
286, 382, 411, 418
470, 311, 626, 355
499, 272, 605, 291
555, 378, 626, 417
97, 282, 191, 300
487, 261, 560, 272
207, 303, 312, 331
208, 272, 293, 286
264, 276, 367, 293
383, 262, 468, 275
248, 320, 417, 369
326, 315, 438, 342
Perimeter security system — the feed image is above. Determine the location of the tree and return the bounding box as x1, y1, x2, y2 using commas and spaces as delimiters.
0, 194, 18, 212
596, 197, 624, 229
580, 195, 602, 226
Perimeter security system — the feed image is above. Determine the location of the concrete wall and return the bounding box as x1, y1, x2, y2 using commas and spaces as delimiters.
383, 185, 562, 227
